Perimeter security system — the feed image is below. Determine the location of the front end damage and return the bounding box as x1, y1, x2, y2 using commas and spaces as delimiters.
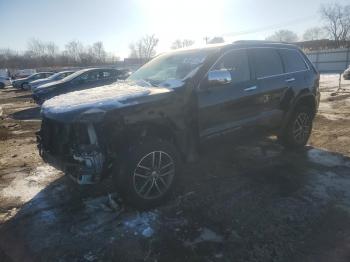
37, 118, 106, 184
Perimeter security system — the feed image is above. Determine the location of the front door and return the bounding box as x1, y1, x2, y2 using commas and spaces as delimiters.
249, 48, 291, 130
197, 49, 262, 140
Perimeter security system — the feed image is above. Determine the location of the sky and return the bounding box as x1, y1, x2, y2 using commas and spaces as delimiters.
0, 0, 349, 58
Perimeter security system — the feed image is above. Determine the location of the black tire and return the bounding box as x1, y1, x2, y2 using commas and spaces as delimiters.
278, 106, 314, 149
21, 83, 30, 90
0, 82, 5, 89
114, 138, 181, 209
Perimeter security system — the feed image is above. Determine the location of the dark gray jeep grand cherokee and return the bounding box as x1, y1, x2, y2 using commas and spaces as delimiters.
37, 41, 320, 208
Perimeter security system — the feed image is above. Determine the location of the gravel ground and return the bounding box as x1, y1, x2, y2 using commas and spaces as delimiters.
1, 75, 350, 262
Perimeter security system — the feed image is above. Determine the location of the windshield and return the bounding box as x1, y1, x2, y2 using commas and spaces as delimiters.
59, 69, 88, 82
128, 49, 214, 86
47, 72, 63, 80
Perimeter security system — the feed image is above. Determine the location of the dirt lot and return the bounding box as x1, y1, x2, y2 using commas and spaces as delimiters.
1, 75, 350, 262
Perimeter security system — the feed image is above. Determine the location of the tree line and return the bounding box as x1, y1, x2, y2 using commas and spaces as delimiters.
1, 2, 349, 69
0, 39, 119, 69
265, 3, 350, 45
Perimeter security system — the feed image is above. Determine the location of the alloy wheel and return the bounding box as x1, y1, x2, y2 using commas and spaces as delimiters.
293, 112, 311, 144
133, 151, 175, 200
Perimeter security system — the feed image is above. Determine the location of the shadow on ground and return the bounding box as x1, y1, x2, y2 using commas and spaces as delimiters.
1, 139, 350, 262
15, 94, 33, 99
10, 107, 41, 120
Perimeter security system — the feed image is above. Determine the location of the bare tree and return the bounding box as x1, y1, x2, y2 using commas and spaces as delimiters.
27, 38, 46, 57
320, 3, 350, 46
208, 37, 224, 44
65, 40, 84, 64
171, 39, 195, 49
303, 27, 326, 41
129, 35, 159, 59
265, 30, 298, 42
46, 42, 59, 57
92, 41, 106, 63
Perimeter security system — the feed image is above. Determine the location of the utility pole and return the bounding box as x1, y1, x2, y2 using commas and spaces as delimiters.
203, 36, 209, 44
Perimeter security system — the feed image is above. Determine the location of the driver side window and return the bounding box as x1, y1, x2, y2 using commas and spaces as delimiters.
213, 49, 250, 84
72, 73, 88, 84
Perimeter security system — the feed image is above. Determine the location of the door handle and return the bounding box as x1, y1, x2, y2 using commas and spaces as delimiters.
285, 77, 295, 83
244, 86, 257, 92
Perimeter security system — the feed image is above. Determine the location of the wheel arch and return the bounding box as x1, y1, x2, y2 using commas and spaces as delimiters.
280, 90, 317, 134
122, 120, 188, 160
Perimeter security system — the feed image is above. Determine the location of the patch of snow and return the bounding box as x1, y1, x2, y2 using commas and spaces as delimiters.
308, 149, 350, 168
307, 170, 350, 204
0, 165, 62, 202
159, 79, 184, 89
184, 228, 223, 246
123, 211, 158, 238
142, 227, 154, 238
84, 193, 122, 213
84, 251, 98, 261
320, 74, 340, 78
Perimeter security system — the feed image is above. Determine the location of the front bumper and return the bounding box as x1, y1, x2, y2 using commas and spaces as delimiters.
36, 121, 105, 184
32, 93, 44, 105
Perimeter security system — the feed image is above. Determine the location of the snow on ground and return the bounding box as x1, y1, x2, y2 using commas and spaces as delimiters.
0, 165, 62, 203
184, 227, 224, 246
308, 148, 350, 168
123, 211, 159, 238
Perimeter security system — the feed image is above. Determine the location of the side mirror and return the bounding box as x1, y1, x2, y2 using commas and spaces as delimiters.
207, 69, 232, 86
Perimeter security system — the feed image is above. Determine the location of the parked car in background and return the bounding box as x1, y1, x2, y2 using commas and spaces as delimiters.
117, 68, 132, 80
37, 41, 320, 208
343, 65, 350, 80
0, 69, 10, 78
0, 76, 11, 89
13, 69, 37, 79
12, 72, 54, 89
30, 71, 75, 91
33, 68, 126, 104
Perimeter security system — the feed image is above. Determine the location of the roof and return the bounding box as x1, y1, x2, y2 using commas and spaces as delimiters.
232, 40, 299, 49
168, 40, 299, 55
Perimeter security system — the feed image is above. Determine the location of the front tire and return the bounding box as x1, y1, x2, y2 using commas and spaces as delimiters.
114, 138, 180, 209
278, 106, 314, 149
0, 82, 5, 89
22, 83, 30, 90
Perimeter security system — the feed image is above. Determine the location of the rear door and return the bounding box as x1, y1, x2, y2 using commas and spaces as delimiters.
249, 48, 288, 130
197, 49, 261, 139
99, 69, 118, 84
278, 48, 310, 94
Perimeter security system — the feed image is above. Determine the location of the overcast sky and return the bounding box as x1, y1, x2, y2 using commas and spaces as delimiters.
0, 0, 349, 58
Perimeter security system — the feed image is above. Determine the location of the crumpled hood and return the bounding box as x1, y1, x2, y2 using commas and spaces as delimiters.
41, 81, 172, 122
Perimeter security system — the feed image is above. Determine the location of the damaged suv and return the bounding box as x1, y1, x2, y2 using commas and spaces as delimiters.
37, 41, 320, 208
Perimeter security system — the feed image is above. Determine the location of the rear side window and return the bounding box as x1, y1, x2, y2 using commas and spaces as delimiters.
279, 49, 308, 72
97, 70, 113, 79
213, 49, 250, 84
251, 48, 283, 78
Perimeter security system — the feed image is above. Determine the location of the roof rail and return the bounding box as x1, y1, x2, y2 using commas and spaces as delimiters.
233, 40, 292, 45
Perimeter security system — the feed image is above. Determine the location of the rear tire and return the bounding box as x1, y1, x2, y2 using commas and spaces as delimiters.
113, 138, 181, 209
278, 106, 314, 149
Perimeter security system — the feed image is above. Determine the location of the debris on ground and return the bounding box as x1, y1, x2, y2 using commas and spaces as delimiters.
184, 228, 224, 246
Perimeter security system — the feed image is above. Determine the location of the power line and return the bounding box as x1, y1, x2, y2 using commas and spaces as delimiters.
222, 15, 317, 37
